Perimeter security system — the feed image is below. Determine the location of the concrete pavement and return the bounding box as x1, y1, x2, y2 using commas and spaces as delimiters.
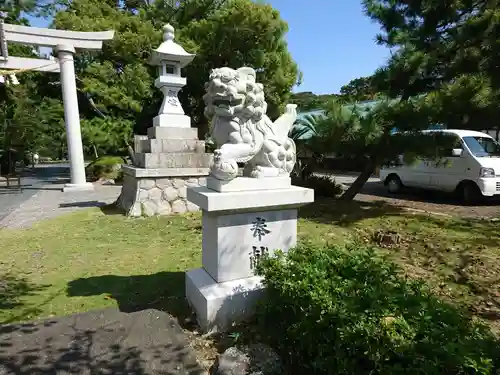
0, 163, 122, 229
0, 164, 72, 222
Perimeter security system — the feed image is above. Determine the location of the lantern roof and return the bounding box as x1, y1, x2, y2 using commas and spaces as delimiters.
149, 24, 195, 68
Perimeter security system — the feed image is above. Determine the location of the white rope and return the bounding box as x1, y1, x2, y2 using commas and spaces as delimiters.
0, 61, 59, 75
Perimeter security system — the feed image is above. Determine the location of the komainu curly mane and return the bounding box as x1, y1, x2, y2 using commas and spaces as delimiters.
203, 67, 275, 142
203, 66, 297, 180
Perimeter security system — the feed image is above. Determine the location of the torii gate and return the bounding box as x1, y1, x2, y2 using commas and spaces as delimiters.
0, 20, 114, 192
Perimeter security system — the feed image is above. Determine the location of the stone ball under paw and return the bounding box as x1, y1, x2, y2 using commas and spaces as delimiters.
210, 159, 239, 180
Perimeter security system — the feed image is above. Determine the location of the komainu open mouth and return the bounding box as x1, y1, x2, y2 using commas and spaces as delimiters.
212, 96, 243, 108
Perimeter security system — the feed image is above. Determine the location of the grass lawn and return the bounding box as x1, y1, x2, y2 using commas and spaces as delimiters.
2, 199, 500, 335
0, 208, 202, 324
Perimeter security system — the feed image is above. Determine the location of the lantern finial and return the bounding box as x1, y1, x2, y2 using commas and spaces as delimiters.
163, 24, 174, 42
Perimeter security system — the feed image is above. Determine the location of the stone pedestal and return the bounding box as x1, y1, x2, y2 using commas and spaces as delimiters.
153, 113, 191, 128
117, 127, 212, 217
185, 178, 314, 333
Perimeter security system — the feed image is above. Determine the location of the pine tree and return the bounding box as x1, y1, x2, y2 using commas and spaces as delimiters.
335, 0, 500, 200
364, 0, 500, 128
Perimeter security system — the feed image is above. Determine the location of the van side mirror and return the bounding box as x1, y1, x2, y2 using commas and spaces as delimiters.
451, 148, 463, 157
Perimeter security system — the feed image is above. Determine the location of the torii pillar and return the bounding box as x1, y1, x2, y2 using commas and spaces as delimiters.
57, 44, 89, 191
0, 22, 114, 192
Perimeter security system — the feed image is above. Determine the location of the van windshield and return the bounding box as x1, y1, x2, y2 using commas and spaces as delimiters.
463, 136, 500, 157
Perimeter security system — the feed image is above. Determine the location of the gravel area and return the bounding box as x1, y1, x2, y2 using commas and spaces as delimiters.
351, 178, 500, 219
314, 171, 500, 219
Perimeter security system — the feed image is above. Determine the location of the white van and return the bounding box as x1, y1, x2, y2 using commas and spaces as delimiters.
379, 129, 500, 203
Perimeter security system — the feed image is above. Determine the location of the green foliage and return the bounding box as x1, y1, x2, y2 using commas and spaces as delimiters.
81, 117, 134, 157
299, 98, 458, 200
32, 98, 66, 159
289, 113, 325, 179
2, 0, 298, 158
290, 91, 338, 111
339, 75, 382, 102
291, 175, 343, 198
84, 155, 125, 182
0, 83, 43, 153
0, 0, 41, 24
291, 76, 383, 113
256, 243, 500, 375
178, 0, 299, 131
54, 0, 160, 119
290, 113, 321, 142
363, 0, 500, 130
46, 0, 299, 143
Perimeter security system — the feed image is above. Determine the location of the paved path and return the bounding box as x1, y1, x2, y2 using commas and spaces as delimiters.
0, 181, 121, 229
0, 308, 206, 375
0, 164, 75, 222
0, 164, 121, 229
1, 167, 52, 221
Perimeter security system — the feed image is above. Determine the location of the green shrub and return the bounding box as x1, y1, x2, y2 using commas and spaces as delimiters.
291, 174, 343, 198
256, 243, 500, 375
85, 156, 125, 182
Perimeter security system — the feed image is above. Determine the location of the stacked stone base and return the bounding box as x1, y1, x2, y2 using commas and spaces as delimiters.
117, 168, 208, 217
117, 125, 211, 217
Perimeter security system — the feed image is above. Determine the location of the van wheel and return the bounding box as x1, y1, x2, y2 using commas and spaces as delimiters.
386, 175, 403, 194
458, 182, 482, 205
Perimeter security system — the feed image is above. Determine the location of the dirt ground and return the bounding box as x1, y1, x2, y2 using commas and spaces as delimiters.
353, 180, 500, 219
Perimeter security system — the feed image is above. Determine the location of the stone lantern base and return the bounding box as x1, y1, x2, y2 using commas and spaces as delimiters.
117, 126, 212, 217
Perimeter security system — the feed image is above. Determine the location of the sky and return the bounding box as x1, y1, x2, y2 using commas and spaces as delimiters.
267, 0, 391, 94
26, 0, 391, 95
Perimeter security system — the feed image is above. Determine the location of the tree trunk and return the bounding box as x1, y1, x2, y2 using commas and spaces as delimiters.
127, 144, 137, 166
339, 158, 377, 201
197, 120, 209, 142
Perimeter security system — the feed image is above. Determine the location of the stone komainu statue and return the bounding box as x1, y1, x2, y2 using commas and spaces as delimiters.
203, 66, 297, 181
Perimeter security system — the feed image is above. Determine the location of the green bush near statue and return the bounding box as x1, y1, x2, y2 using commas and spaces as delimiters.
256, 243, 500, 374
85, 156, 126, 182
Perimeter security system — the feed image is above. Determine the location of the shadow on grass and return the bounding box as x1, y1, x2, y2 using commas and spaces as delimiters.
0, 273, 48, 324
100, 203, 127, 216
55, 202, 125, 216
299, 197, 406, 226
59, 201, 107, 209
66, 272, 193, 327
0, 274, 204, 374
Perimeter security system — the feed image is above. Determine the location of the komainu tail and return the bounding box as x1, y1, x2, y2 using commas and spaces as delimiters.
270, 104, 298, 142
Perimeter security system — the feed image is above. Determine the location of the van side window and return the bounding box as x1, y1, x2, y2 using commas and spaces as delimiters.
447, 137, 463, 157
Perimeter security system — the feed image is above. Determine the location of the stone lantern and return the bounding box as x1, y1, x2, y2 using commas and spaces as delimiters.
149, 24, 195, 128
117, 23, 211, 218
